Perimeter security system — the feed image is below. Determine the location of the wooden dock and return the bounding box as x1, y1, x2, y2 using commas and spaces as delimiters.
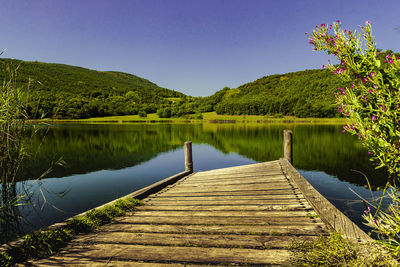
19, 136, 372, 266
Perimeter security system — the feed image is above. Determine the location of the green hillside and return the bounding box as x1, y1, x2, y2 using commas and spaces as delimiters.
192, 69, 345, 118
0, 58, 188, 119
1, 58, 349, 119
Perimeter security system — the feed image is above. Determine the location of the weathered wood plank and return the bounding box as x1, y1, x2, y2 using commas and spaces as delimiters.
174, 179, 291, 188
146, 194, 305, 201
22, 260, 209, 267
118, 215, 324, 226
157, 189, 303, 197
71, 232, 316, 249
101, 223, 326, 235
169, 185, 296, 193
188, 171, 285, 180
137, 204, 311, 211
132, 210, 315, 217
144, 199, 308, 205
30, 244, 292, 265
181, 177, 288, 186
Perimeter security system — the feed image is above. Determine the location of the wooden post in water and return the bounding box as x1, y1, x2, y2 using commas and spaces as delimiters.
184, 141, 193, 173
283, 130, 293, 164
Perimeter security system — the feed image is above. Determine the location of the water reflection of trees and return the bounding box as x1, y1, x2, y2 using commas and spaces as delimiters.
19, 123, 388, 187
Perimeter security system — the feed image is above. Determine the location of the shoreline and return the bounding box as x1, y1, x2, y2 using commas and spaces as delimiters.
29, 112, 346, 125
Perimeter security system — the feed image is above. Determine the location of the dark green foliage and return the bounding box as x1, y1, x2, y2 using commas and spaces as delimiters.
157, 107, 172, 118
0, 251, 13, 266
192, 69, 346, 118
85, 206, 124, 226
20, 228, 74, 259
66, 216, 96, 233
114, 198, 142, 211
138, 110, 147, 118
0, 58, 186, 119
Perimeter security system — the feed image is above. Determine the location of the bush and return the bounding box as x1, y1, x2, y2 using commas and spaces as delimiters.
308, 20, 400, 254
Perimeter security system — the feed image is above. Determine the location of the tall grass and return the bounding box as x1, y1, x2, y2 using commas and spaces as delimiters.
0, 60, 30, 242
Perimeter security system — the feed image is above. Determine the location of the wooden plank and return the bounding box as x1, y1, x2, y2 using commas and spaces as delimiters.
174, 179, 291, 188
23, 260, 208, 267
194, 161, 279, 173
101, 223, 326, 235
118, 215, 324, 226
137, 204, 311, 211
132, 210, 314, 217
144, 199, 308, 205
31, 244, 292, 265
146, 194, 305, 201
71, 232, 316, 249
169, 184, 295, 192
182, 175, 288, 185
157, 189, 302, 197
189, 171, 284, 180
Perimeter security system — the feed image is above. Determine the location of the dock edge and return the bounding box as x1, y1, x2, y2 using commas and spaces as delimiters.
279, 158, 373, 243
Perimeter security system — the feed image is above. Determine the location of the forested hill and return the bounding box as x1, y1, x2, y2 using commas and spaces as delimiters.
0, 58, 346, 119
192, 69, 344, 118
0, 58, 188, 118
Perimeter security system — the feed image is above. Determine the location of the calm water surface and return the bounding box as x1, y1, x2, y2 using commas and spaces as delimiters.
8, 123, 390, 237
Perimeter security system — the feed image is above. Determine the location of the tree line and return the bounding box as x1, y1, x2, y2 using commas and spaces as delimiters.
0, 58, 358, 119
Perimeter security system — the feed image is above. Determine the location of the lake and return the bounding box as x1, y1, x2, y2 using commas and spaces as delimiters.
3, 122, 390, 241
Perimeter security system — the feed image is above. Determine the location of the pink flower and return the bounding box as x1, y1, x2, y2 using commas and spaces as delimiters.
322, 64, 326, 69
368, 89, 372, 93
336, 20, 340, 23
372, 115, 376, 121
366, 20, 370, 24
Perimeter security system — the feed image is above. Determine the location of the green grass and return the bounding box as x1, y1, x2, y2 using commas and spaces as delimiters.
289, 232, 397, 266
33, 112, 346, 124
0, 197, 142, 266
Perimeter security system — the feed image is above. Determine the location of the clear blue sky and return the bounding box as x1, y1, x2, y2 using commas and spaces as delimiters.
1, 0, 399, 96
